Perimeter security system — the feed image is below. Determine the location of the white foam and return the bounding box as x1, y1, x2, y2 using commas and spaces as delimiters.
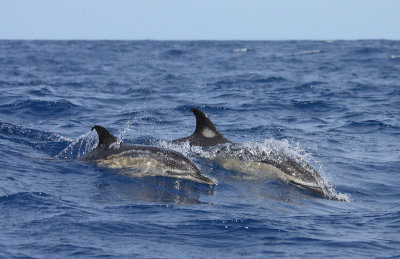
232, 48, 248, 52
298, 50, 321, 55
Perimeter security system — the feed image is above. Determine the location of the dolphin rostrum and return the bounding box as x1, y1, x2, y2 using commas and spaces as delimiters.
82, 125, 214, 185
172, 108, 340, 200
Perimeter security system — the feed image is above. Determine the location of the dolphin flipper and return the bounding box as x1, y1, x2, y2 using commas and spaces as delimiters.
172, 108, 232, 147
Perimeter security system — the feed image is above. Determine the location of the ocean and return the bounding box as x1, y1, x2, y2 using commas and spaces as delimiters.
0, 40, 399, 258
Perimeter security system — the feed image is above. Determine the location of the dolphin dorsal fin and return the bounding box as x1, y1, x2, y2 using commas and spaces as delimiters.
172, 108, 231, 147
92, 125, 118, 148
191, 108, 221, 136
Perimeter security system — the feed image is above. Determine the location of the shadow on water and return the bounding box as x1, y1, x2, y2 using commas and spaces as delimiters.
93, 173, 214, 205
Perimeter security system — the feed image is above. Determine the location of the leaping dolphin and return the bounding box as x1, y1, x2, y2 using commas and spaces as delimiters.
82, 125, 214, 185
172, 108, 340, 200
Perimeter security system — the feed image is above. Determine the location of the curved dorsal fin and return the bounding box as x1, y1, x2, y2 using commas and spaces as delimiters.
92, 125, 118, 148
172, 108, 231, 147
191, 108, 220, 136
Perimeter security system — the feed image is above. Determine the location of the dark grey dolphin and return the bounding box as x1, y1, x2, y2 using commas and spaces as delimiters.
82, 125, 214, 185
172, 109, 341, 200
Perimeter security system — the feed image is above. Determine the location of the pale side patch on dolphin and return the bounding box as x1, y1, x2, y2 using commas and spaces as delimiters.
214, 157, 326, 192
97, 151, 212, 184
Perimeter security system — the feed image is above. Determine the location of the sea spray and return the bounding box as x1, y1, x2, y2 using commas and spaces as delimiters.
56, 130, 97, 159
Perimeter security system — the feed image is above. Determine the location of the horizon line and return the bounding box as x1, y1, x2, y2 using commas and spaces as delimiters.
0, 38, 398, 41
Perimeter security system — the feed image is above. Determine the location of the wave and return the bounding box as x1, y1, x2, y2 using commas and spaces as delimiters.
162, 49, 186, 57
0, 99, 80, 118
342, 120, 399, 133
27, 87, 54, 96
353, 46, 382, 55
0, 192, 52, 208
209, 75, 288, 87
297, 49, 321, 55
0, 79, 48, 87
295, 81, 328, 91
0, 121, 71, 156
251, 76, 287, 83
291, 99, 339, 113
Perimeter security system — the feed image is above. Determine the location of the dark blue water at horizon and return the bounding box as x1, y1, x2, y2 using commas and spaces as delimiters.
1, 40, 399, 258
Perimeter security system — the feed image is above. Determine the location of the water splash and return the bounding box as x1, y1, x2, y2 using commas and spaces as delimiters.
159, 138, 316, 165
56, 119, 133, 160
56, 130, 98, 160
117, 118, 133, 144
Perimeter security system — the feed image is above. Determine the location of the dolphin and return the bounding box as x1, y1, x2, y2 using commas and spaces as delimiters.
82, 125, 214, 185
172, 108, 339, 200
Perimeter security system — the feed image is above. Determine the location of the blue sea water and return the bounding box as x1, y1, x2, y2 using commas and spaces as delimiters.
0, 40, 399, 258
